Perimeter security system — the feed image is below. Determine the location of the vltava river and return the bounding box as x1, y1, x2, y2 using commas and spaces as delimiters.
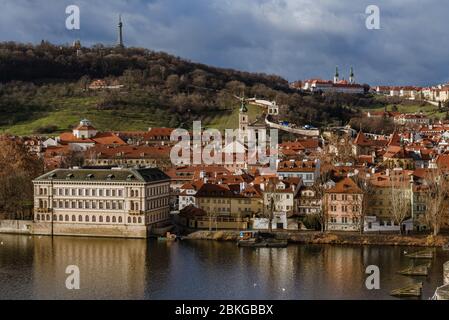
0, 234, 447, 300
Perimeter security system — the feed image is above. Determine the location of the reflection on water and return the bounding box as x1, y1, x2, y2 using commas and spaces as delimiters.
0, 234, 448, 300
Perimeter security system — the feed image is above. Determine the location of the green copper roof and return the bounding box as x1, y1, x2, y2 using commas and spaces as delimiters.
240, 99, 248, 113
34, 168, 170, 183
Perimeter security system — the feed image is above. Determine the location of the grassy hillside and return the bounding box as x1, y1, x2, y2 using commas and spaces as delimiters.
0, 91, 264, 135
0, 42, 393, 135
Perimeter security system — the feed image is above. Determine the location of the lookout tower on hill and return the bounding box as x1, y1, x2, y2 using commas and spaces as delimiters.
117, 15, 124, 48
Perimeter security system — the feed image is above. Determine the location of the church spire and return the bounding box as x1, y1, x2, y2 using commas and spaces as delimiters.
334, 66, 339, 84
349, 67, 355, 84
117, 14, 124, 48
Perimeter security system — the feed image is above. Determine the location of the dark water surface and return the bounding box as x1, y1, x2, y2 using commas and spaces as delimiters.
0, 234, 448, 300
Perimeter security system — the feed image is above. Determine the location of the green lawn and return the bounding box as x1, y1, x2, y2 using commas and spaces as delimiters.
365, 101, 446, 119
0, 95, 265, 136
202, 104, 264, 132
0, 96, 162, 135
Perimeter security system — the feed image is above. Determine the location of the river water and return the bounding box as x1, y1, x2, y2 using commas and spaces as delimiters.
0, 234, 448, 300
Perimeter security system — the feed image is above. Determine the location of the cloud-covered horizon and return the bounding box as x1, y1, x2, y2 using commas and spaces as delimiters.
1, 0, 449, 86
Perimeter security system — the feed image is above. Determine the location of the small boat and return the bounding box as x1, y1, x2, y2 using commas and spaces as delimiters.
405, 250, 434, 259
158, 232, 178, 242
397, 263, 430, 276
237, 231, 288, 248
432, 284, 449, 300
390, 282, 423, 298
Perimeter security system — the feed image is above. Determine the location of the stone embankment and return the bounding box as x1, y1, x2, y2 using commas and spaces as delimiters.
184, 230, 449, 247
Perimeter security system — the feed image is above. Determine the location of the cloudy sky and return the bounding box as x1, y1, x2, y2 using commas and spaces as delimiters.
1, 0, 448, 86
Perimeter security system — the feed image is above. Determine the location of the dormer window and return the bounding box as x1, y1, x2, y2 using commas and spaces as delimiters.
107, 174, 115, 180
66, 173, 74, 180
87, 174, 94, 180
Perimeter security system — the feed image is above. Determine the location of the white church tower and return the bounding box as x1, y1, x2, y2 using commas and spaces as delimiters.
349, 67, 355, 84
333, 66, 339, 84
239, 98, 249, 142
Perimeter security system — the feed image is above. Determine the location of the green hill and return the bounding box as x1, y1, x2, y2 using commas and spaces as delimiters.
0, 42, 376, 135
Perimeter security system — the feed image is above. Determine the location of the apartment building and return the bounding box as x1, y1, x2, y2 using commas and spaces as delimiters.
325, 177, 363, 231
33, 167, 170, 238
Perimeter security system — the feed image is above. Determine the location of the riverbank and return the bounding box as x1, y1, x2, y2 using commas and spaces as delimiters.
185, 230, 449, 247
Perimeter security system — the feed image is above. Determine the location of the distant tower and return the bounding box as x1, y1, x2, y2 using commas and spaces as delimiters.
349, 67, 355, 84
334, 66, 339, 84
239, 97, 249, 141
117, 15, 124, 48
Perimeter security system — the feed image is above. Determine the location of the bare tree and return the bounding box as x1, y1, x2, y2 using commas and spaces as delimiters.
311, 170, 332, 232
354, 172, 374, 234
389, 180, 412, 235
422, 169, 449, 236
324, 132, 356, 164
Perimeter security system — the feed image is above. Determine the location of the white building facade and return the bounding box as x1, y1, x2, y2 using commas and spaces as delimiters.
33, 167, 171, 238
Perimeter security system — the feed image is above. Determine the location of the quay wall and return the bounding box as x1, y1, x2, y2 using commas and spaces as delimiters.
32, 222, 149, 239
0, 220, 33, 235
185, 230, 449, 247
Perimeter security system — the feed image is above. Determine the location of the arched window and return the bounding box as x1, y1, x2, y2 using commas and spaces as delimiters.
128, 217, 131, 224
99, 216, 103, 223
72, 215, 76, 222
59, 215, 63, 221
118, 217, 123, 223
138, 217, 142, 224
112, 216, 116, 223
133, 217, 137, 224
85, 215, 90, 222
36, 214, 40, 221
46, 214, 50, 221
92, 216, 96, 223
65, 215, 69, 222
106, 216, 110, 223
78, 215, 83, 222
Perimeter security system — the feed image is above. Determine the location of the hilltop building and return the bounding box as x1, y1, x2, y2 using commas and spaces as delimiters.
300, 67, 364, 94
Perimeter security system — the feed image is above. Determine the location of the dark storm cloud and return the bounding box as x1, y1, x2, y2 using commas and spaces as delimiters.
0, 0, 448, 85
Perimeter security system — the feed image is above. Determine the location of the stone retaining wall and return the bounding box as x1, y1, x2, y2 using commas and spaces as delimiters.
0, 220, 33, 235
32, 222, 149, 239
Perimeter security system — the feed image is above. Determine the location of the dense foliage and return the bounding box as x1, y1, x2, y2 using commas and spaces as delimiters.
0, 41, 379, 132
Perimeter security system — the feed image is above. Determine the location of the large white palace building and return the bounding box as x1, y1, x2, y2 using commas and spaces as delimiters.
33, 167, 170, 238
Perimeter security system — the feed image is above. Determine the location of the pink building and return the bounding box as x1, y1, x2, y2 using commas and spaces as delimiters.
325, 177, 364, 231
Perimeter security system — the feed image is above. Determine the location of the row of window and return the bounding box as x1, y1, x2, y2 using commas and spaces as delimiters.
330, 205, 360, 212
199, 199, 231, 204
47, 200, 125, 210
36, 214, 141, 224
35, 211, 169, 224
38, 198, 169, 211
330, 194, 360, 201
37, 185, 169, 198
329, 217, 359, 224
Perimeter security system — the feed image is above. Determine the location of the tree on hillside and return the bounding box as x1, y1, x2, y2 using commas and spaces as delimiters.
0, 136, 43, 220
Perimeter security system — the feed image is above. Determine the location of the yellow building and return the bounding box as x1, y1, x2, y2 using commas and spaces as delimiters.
192, 183, 264, 229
